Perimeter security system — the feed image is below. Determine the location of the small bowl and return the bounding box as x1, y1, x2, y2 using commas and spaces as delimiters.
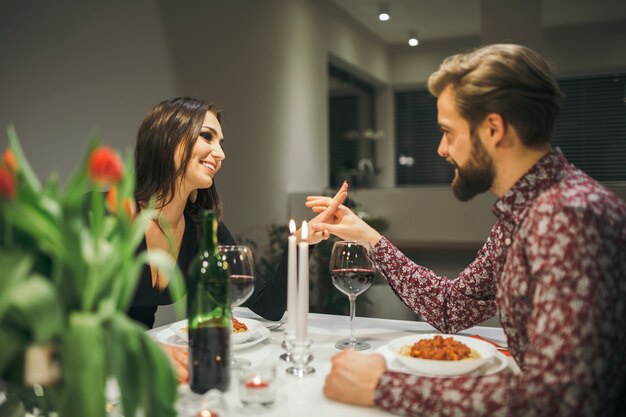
387, 333, 496, 376
169, 318, 262, 345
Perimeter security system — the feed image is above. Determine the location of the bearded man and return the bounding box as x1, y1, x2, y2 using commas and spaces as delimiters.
308, 44, 626, 417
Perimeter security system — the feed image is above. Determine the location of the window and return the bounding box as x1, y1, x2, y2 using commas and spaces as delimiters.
395, 73, 626, 185
553, 74, 626, 183
329, 66, 377, 188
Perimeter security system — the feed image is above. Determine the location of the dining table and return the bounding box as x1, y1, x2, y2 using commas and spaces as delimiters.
148, 307, 521, 417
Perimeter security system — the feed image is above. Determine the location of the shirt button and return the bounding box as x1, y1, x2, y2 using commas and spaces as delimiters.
504, 238, 512, 246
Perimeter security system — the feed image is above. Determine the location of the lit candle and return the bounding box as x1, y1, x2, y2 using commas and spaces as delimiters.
287, 220, 297, 336
245, 376, 270, 389
239, 368, 277, 407
296, 221, 309, 343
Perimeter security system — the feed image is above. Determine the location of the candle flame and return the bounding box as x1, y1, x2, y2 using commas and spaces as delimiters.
289, 219, 296, 234
301, 220, 308, 240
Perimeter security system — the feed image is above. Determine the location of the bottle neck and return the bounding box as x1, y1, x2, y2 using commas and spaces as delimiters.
199, 210, 218, 252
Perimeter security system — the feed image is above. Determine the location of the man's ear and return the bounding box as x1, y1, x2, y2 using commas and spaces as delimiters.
484, 113, 507, 148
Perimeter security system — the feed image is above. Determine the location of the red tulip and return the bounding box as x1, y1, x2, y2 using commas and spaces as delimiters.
2, 149, 18, 173
88, 147, 123, 185
0, 166, 16, 200
106, 185, 137, 219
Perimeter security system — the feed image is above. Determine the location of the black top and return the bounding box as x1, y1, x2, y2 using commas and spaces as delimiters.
128, 211, 288, 328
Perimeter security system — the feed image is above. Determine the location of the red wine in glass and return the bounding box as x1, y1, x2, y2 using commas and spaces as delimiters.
230, 274, 255, 307
331, 268, 374, 297
329, 241, 375, 351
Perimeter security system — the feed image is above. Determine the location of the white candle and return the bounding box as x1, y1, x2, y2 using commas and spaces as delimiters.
287, 220, 297, 336
296, 221, 309, 343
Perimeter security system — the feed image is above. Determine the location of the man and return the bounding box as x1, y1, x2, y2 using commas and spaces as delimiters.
308, 44, 626, 416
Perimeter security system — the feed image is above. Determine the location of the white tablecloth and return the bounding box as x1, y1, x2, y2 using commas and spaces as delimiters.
148, 308, 519, 417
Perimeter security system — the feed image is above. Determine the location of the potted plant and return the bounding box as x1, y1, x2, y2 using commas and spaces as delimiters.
0, 126, 184, 417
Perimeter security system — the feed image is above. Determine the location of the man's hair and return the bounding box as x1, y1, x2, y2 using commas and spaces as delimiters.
428, 44, 563, 146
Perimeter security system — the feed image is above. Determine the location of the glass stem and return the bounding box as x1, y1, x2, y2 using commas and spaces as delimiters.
349, 296, 356, 346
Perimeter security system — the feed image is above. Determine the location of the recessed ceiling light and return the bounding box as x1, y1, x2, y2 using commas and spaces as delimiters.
379, 2, 390, 21
408, 31, 419, 47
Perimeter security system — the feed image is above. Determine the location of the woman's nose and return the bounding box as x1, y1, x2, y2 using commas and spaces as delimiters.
213, 143, 225, 161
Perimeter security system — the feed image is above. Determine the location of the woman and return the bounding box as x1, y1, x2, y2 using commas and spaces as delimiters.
128, 97, 346, 329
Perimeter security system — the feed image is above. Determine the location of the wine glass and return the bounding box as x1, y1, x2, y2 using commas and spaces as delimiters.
218, 245, 255, 368
329, 241, 375, 351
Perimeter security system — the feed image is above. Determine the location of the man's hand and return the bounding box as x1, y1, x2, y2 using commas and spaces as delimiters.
323, 350, 387, 406
160, 344, 189, 384
305, 195, 382, 247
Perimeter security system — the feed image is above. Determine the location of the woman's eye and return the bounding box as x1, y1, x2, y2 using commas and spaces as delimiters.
200, 132, 213, 141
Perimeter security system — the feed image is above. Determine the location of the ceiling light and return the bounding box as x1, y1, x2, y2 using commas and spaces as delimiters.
378, 3, 390, 21
408, 31, 419, 47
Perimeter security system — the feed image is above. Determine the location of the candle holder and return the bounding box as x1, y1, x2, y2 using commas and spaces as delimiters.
238, 365, 277, 408
285, 339, 315, 377
280, 331, 296, 362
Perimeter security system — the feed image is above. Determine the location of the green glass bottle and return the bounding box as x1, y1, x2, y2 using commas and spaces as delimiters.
187, 210, 231, 393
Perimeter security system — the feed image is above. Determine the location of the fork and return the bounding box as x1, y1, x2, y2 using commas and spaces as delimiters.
470, 334, 511, 356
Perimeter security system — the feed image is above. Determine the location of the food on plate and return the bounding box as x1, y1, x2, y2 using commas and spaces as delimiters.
232, 317, 248, 333
400, 335, 479, 361
180, 317, 249, 334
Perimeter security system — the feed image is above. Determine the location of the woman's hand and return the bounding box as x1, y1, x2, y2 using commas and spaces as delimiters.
305, 195, 382, 248
299, 181, 348, 245
323, 350, 387, 406
160, 344, 189, 384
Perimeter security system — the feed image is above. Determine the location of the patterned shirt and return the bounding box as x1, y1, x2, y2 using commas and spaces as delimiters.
372, 148, 626, 416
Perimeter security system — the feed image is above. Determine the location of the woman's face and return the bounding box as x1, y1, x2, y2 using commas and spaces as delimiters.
176, 111, 225, 193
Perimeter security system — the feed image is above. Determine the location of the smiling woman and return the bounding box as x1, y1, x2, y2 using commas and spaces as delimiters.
128, 97, 287, 330
127, 97, 348, 327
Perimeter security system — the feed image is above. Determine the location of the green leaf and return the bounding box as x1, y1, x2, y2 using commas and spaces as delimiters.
3, 202, 65, 260
62, 135, 100, 209
139, 332, 177, 417
0, 276, 64, 343
0, 323, 28, 379
58, 313, 106, 417
7, 125, 41, 192
0, 252, 33, 315
106, 313, 145, 417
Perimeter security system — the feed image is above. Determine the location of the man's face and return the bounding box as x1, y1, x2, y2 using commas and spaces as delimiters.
436, 86, 495, 202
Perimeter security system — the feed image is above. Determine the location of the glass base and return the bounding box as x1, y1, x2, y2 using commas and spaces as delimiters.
285, 365, 315, 377
335, 339, 370, 351
231, 356, 251, 370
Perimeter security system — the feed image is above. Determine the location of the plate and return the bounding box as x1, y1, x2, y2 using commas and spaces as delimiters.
158, 319, 270, 351
168, 318, 263, 345
379, 344, 508, 378
386, 334, 497, 376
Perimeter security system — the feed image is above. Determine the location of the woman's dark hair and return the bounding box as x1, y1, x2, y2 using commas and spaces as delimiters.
134, 97, 223, 221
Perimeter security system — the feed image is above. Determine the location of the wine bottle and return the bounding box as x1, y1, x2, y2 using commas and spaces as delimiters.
188, 209, 232, 393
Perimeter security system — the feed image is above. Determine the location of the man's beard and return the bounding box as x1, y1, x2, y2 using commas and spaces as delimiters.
451, 132, 495, 202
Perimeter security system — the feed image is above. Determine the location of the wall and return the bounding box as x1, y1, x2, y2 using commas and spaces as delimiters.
0, 0, 178, 179
390, 19, 626, 85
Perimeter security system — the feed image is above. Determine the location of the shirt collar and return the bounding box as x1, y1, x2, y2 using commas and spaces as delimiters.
492, 147, 568, 221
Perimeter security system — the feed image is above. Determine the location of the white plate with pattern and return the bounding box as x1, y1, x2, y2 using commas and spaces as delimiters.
157, 318, 270, 351
377, 341, 508, 378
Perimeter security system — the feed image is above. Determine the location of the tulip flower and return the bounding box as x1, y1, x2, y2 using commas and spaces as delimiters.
106, 185, 137, 219
88, 146, 123, 185
2, 149, 18, 173
0, 166, 16, 200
